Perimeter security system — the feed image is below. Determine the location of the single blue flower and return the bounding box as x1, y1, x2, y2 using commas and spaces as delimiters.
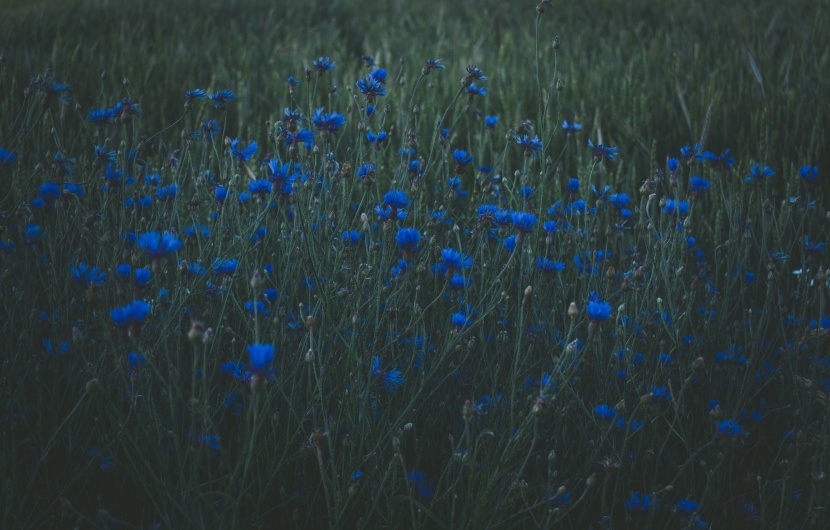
608, 193, 630, 209
249, 179, 273, 195
588, 139, 618, 161
442, 248, 474, 271
110, 300, 151, 330
485, 115, 498, 129
247, 343, 274, 377
38, 182, 60, 204
229, 139, 258, 162
155, 184, 178, 201
312, 108, 346, 134
698, 148, 734, 171
213, 258, 238, 277
137, 231, 182, 259
284, 129, 315, 149
567, 178, 580, 194
312, 56, 335, 75
587, 297, 612, 322
465, 65, 488, 82
674, 499, 699, 514
466, 82, 486, 98
543, 220, 558, 235
0, 147, 18, 166
383, 189, 411, 209
745, 163, 775, 183
73, 264, 107, 287
594, 404, 616, 420
208, 89, 236, 110
423, 58, 445, 74
667, 157, 679, 173
799, 165, 818, 182
342, 230, 361, 246
516, 134, 542, 156
453, 149, 474, 166
511, 211, 537, 233
355, 76, 386, 102
396, 228, 420, 252
536, 257, 564, 273
716, 419, 745, 439
366, 130, 388, 148
689, 177, 710, 195
184, 89, 206, 102
562, 120, 582, 134
626, 491, 657, 513
407, 471, 435, 500
87, 107, 113, 125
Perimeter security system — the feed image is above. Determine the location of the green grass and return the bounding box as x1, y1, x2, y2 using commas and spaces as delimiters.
1, 0, 829, 528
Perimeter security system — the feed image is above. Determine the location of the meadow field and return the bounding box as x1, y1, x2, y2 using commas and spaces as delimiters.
1, 0, 829, 527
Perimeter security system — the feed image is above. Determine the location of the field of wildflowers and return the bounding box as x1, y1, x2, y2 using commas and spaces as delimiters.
1, 0, 829, 528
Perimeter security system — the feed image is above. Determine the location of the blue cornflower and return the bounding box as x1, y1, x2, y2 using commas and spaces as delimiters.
663, 199, 690, 216
799, 165, 818, 182
110, 300, 151, 332
185, 224, 210, 238
745, 163, 775, 183
110, 98, 143, 120
356, 76, 386, 102
357, 163, 375, 181
384, 189, 411, 209
698, 148, 734, 171
312, 56, 335, 75
284, 129, 315, 149
805, 236, 826, 257
283, 108, 304, 128
591, 184, 612, 201
667, 157, 680, 174
543, 220, 558, 235
371, 356, 405, 392
38, 182, 60, 204
229, 139, 258, 162
717, 419, 745, 439
562, 120, 582, 134
342, 230, 361, 246
588, 139, 618, 161
626, 492, 657, 513
396, 228, 420, 252
155, 184, 178, 202
423, 58, 445, 74
465, 65, 488, 82
286, 75, 301, 91
689, 177, 710, 196
43, 339, 69, 357
215, 187, 228, 203
608, 193, 630, 210
87, 107, 113, 125
72, 264, 107, 287
94, 145, 117, 164
369, 68, 387, 84
184, 89, 206, 103
247, 343, 274, 378
442, 248, 474, 271
485, 115, 499, 130
448, 273, 471, 290
375, 205, 407, 222
516, 134, 542, 156
202, 120, 221, 143
407, 472, 435, 501
674, 499, 699, 514
248, 179, 273, 196
567, 178, 580, 195
680, 144, 701, 162
213, 258, 238, 277
208, 89, 236, 110
452, 312, 471, 328
312, 108, 346, 135
366, 130, 388, 149
536, 257, 564, 273
453, 149, 474, 174
587, 295, 612, 324
466, 83, 486, 98
361, 54, 376, 66
0, 147, 18, 166
137, 231, 182, 260
594, 404, 616, 420
511, 211, 537, 234
504, 234, 517, 253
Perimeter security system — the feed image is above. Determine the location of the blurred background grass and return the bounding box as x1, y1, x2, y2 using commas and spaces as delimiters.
1, 0, 827, 175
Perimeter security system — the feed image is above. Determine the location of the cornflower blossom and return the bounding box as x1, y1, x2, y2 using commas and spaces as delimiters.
587, 292, 612, 332
626, 492, 658, 513
184, 89, 206, 104
355, 76, 386, 102
213, 258, 238, 277
110, 300, 151, 337
137, 231, 182, 262
744, 163, 775, 183
510, 211, 537, 235
366, 130, 388, 150
689, 176, 710, 197
0, 147, 17, 167
284, 129, 315, 149
312, 56, 335, 75
312, 108, 346, 136
464, 65, 488, 83
536, 257, 565, 273
247, 344, 275, 380
248, 179, 273, 196
370, 68, 387, 84
228, 139, 258, 162
453, 149, 474, 174
422, 58, 445, 75
72, 264, 107, 287
588, 139, 618, 161
208, 89, 236, 110
396, 228, 420, 253
697, 147, 734, 172
799, 165, 818, 183
372, 356, 405, 393
562, 120, 582, 134
516, 134, 542, 156
485, 115, 498, 130
466, 83, 486, 99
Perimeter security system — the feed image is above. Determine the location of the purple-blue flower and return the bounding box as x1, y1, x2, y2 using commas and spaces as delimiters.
208, 89, 236, 110
137, 231, 182, 259
588, 139, 618, 161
